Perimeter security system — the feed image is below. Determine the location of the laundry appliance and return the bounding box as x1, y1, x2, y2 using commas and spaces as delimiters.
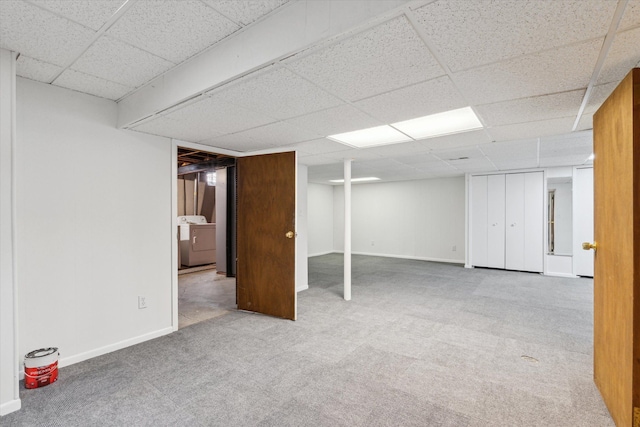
178, 215, 216, 267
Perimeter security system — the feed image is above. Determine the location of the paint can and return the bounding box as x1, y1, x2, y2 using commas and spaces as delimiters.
24, 347, 59, 389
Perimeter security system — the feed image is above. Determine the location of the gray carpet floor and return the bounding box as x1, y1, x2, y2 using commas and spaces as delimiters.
1, 254, 613, 426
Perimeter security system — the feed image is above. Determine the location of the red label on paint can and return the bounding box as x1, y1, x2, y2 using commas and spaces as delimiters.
24, 347, 59, 389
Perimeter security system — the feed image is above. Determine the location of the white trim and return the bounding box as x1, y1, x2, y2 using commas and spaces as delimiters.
10, 49, 20, 415
18, 327, 174, 380
296, 284, 309, 292
308, 251, 335, 257
0, 398, 21, 416
335, 251, 464, 265
171, 141, 178, 331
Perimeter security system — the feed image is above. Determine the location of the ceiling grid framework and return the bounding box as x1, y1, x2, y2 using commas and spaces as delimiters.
2, 0, 640, 183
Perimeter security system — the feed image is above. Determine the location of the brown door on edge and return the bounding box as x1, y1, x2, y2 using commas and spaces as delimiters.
237, 151, 296, 320
592, 68, 639, 427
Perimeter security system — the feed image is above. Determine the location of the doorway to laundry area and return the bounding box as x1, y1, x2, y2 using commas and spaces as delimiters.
176, 146, 237, 329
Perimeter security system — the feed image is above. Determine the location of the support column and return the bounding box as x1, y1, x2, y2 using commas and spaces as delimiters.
344, 159, 352, 301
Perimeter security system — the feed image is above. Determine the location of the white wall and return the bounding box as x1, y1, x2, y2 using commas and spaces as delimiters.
307, 183, 334, 256
296, 163, 308, 291
0, 49, 20, 416
333, 177, 465, 263
16, 79, 173, 370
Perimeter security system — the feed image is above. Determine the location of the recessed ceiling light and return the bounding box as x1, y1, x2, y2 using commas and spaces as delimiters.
327, 125, 412, 148
391, 107, 483, 140
329, 177, 381, 183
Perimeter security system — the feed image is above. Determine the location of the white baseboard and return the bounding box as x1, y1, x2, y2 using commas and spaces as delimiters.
19, 327, 174, 380
464, 264, 473, 269
544, 272, 579, 278
0, 398, 21, 416
334, 251, 464, 265
296, 284, 309, 292
308, 251, 335, 257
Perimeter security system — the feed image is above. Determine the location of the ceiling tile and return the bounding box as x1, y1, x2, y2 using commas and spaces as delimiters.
412, 0, 616, 72
394, 153, 442, 166
162, 95, 276, 137
454, 39, 602, 105
477, 90, 585, 127
287, 16, 443, 101
200, 138, 275, 153
221, 67, 343, 120
16, 55, 62, 82
30, 0, 125, 30
493, 158, 539, 171
487, 117, 576, 142
431, 146, 486, 162
576, 113, 593, 131
480, 139, 539, 160
366, 141, 431, 157
300, 155, 344, 167
597, 26, 640, 85
539, 154, 591, 168
354, 76, 466, 123
0, 0, 95, 66
584, 82, 619, 114
451, 158, 497, 173
202, 122, 320, 150
620, 0, 640, 30
419, 129, 492, 150
331, 149, 385, 162
53, 68, 133, 100
106, 0, 240, 64
285, 104, 382, 136
202, 0, 290, 26
132, 116, 223, 142
71, 36, 175, 88
286, 138, 351, 156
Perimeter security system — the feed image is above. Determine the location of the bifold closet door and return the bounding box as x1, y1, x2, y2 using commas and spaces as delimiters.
505, 172, 543, 272
487, 174, 506, 268
471, 175, 488, 267
505, 174, 526, 270
523, 172, 543, 272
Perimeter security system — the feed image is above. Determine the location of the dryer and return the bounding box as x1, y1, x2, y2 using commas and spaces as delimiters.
178, 215, 216, 267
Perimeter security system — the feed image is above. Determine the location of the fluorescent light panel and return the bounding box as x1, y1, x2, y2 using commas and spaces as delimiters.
327, 107, 483, 148
327, 125, 411, 148
329, 177, 380, 183
392, 107, 483, 140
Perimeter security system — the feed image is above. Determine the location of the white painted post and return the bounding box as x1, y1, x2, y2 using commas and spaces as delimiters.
344, 159, 352, 301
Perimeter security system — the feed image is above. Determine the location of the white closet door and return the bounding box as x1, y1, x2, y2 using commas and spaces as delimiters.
471, 175, 488, 267
523, 172, 544, 272
487, 174, 506, 269
505, 173, 525, 270
574, 167, 594, 276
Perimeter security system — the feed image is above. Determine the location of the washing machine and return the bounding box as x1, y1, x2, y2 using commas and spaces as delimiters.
178, 215, 216, 267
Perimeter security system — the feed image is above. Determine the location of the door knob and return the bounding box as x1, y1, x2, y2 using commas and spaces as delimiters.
582, 242, 597, 251
285, 231, 294, 239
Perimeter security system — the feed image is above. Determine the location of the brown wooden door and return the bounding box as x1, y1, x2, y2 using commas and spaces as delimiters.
592, 68, 639, 427
236, 151, 296, 320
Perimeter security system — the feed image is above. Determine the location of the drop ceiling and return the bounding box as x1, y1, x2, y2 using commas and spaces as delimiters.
1, 0, 639, 184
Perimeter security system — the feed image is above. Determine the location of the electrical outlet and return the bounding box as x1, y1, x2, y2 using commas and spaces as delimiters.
452, 245, 457, 252
138, 296, 147, 309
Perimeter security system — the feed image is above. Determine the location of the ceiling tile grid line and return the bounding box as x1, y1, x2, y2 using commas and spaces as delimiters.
571, 0, 630, 131
23, 0, 128, 31
46, 0, 138, 84
402, 8, 496, 143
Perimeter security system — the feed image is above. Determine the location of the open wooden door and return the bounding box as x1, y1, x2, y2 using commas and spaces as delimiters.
237, 151, 296, 320
592, 68, 639, 427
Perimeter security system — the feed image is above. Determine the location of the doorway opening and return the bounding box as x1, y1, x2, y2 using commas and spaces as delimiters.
176, 147, 237, 329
